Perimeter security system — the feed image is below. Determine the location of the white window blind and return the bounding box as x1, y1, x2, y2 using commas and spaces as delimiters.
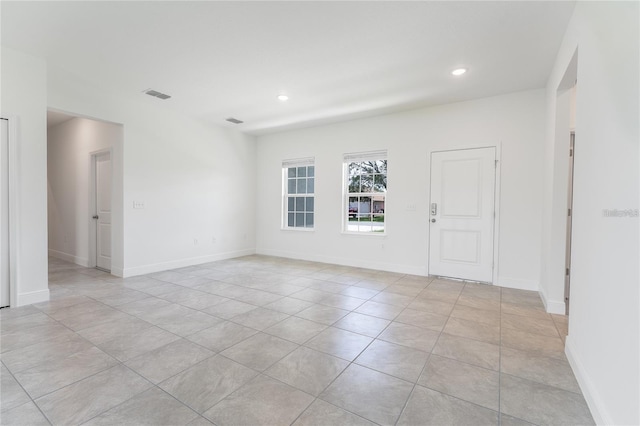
343, 150, 387, 163
282, 157, 315, 168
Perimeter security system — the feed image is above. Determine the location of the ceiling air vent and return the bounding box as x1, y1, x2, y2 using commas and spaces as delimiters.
226, 117, 244, 124
143, 88, 172, 100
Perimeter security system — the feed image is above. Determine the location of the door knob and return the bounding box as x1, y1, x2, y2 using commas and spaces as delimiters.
92, 215, 99, 219
431, 218, 436, 223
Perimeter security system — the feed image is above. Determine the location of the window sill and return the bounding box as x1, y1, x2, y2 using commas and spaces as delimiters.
341, 231, 387, 237
281, 227, 315, 232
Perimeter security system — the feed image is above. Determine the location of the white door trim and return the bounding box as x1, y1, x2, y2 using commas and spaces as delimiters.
88, 147, 113, 270
427, 144, 502, 285
1, 115, 21, 307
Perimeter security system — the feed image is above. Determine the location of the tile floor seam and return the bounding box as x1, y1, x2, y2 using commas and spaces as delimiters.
393, 280, 466, 425
1, 360, 54, 426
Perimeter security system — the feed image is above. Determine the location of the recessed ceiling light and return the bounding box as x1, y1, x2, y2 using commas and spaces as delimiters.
278, 94, 289, 101
451, 68, 467, 76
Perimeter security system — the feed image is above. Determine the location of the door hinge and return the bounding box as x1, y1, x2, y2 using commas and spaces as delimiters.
566, 268, 570, 276
568, 208, 571, 217
494, 160, 498, 168
570, 148, 573, 157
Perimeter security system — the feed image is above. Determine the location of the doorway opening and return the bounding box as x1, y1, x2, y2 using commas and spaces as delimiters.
47, 110, 122, 276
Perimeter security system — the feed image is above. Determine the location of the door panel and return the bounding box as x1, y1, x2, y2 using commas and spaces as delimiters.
1, 119, 9, 307
429, 147, 496, 282
95, 153, 111, 271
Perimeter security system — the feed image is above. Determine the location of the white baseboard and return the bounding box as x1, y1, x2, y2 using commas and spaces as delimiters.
565, 336, 611, 425
48, 249, 90, 268
122, 249, 256, 277
16, 289, 50, 307
539, 287, 566, 314
256, 248, 428, 276
496, 276, 539, 291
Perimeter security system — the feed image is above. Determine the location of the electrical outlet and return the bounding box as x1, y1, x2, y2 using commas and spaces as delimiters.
211, 237, 217, 243
133, 201, 145, 209
193, 239, 198, 245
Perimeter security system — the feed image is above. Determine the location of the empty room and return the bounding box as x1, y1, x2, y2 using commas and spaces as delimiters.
0, 1, 638, 425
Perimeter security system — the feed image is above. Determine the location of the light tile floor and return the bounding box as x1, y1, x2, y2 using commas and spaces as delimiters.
0, 256, 594, 425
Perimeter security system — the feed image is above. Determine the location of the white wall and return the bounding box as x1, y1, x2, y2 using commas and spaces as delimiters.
47, 66, 257, 277
0, 47, 49, 305
256, 89, 545, 289
47, 117, 123, 267
543, 2, 639, 424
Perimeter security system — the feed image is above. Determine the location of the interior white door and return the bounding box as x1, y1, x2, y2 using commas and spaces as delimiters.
1, 119, 9, 307
95, 152, 112, 272
429, 147, 496, 282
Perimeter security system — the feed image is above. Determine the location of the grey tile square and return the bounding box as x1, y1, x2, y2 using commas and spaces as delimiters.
432, 333, 500, 370
0, 401, 50, 426
394, 309, 448, 332
295, 305, 349, 325
397, 385, 499, 426
320, 364, 413, 425
340, 286, 380, 300
264, 297, 315, 315
266, 346, 348, 396
418, 354, 499, 410
501, 302, 550, 320
98, 326, 180, 362
443, 317, 500, 344
370, 292, 413, 307
125, 339, 214, 384
264, 316, 327, 344
501, 327, 566, 359
35, 364, 152, 425
378, 322, 440, 352
187, 321, 257, 352
203, 375, 314, 426
15, 346, 118, 398
293, 399, 376, 426
406, 298, 454, 316
356, 339, 428, 382
158, 288, 228, 310
500, 374, 594, 425
83, 387, 198, 425
1, 365, 31, 413
334, 312, 390, 337
159, 355, 257, 413
355, 300, 404, 320
502, 313, 559, 337
230, 307, 289, 331
1, 323, 76, 354
456, 293, 501, 311
1, 332, 94, 374
221, 333, 298, 371
202, 299, 257, 319
305, 327, 373, 361
156, 311, 223, 337
500, 347, 581, 393
319, 293, 365, 310
77, 316, 154, 345
450, 304, 501, 326
1, 312, 57, 334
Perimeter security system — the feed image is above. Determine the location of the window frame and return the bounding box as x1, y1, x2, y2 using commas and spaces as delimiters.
282, 157, 315, 231
342, 151, 388, 235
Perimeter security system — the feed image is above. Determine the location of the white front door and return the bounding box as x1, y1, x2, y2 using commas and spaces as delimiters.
95, 152, 112, 272
429, 147, 496, 283
1, 119, 9, 307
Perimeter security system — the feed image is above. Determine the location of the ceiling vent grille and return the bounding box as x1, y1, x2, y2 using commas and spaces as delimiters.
143, 89, 172, 100
225, 117, 244, 124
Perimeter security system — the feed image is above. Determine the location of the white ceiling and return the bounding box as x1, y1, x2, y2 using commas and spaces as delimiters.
2, 1, 575, 135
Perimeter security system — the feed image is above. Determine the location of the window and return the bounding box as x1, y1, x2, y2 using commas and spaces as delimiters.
283, 158, 315, 229
344, 151, 387, 233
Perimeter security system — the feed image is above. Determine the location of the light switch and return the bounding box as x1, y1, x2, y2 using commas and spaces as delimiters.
133, 201, 145, 209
